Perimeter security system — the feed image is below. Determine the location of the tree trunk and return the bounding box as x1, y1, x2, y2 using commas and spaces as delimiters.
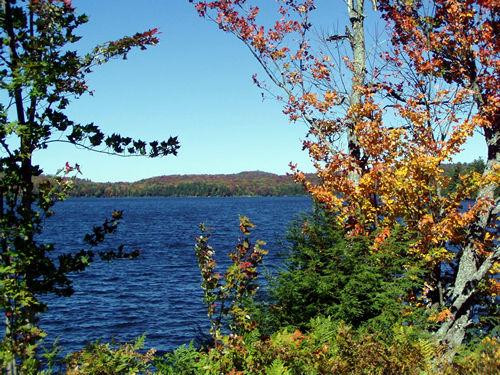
437, 108, 499, 354
2, 1, 37, 372
345, 0, 367, 186
5, 315, 17, 375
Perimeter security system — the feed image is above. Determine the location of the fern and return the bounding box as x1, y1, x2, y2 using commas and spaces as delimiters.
265, 357, 292, 375
418, 338, 435, 364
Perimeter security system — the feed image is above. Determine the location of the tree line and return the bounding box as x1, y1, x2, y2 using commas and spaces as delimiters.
33, 162, 485, 198
34, 171, 311, 197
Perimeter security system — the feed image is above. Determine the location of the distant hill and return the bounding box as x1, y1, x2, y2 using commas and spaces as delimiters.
34, 159, 486, 198
47, 171, 316, 198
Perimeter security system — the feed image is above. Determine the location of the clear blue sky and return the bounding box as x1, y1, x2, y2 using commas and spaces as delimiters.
33, 0, 485, 182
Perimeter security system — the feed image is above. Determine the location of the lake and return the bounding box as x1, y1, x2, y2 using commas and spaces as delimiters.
36, 196, 312, 355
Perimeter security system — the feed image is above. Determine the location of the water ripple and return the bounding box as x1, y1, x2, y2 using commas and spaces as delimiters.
33, 197, 311, 355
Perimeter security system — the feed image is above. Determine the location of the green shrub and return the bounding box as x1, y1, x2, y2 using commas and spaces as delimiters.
440, 336, 500, 375
157, 317, 440, 374
65, 335, 155, 375
152, 342, 201, 375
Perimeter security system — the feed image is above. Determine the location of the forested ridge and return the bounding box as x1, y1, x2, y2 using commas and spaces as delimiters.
34, 161, 484, 198
35, 171, 314, 197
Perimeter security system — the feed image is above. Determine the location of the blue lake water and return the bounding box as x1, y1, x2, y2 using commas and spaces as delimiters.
36, 196, 311, 355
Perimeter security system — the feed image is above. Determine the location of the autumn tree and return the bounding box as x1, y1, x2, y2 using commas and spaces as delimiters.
377, 0, 499, 351
0, 0, 178, 373
190, 0, 499, 357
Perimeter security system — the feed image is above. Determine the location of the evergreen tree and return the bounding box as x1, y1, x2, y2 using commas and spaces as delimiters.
267, 207, 425, 332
